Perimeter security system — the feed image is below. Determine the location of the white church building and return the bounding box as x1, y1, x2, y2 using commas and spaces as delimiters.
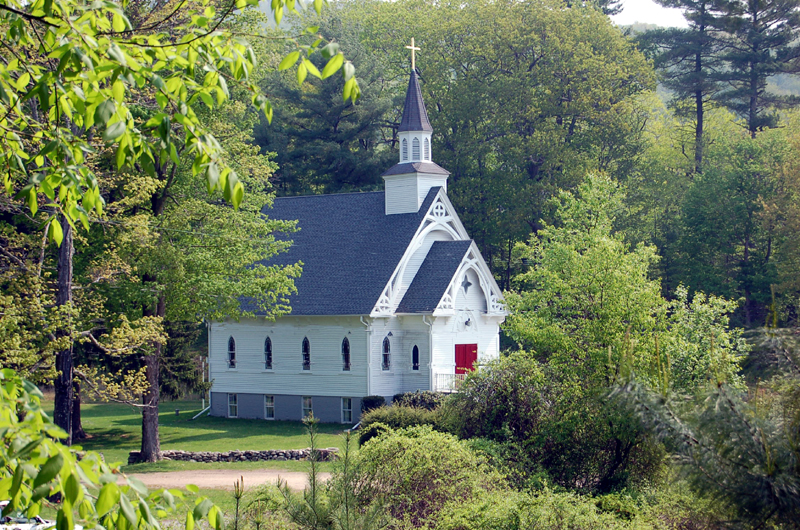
208, 64, 507, 423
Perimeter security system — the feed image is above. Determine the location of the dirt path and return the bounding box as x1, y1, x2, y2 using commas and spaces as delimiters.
125, 469, 328, 491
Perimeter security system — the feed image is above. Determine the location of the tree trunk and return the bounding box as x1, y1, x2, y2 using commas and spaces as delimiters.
71, 380, 87, 441
694, 29, 704, 174
53, 216, 74, 445
140, 292, 166, 462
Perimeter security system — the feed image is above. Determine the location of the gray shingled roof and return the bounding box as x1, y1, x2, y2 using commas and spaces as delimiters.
382, 161, 450, 177
398, 71, 433, 132
253, 188, 440, 315
396, 240, 472, 313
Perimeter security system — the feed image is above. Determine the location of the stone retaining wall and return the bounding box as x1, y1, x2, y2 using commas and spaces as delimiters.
127, 448, 338, 465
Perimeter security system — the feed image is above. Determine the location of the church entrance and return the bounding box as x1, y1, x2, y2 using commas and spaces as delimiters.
455, 344, 478, 375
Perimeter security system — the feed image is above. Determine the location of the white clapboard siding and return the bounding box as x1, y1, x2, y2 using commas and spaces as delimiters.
384, 175, 419, 214
210, 316, 369, 397
369, 316, 431, 397
429, 313, 504, 374
384, 173, 449, 215
417, 174, 448, 202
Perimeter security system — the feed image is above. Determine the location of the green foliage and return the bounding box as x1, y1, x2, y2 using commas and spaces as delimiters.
391, 391, 445, 410
358, 406, 440, 445
661, 287, 748, 392
506, 174, 664, 379
474, 175, 747, 492
435, 488, 655, 530
359, 396, 385, 413
508, 173, 746, 391
675, 129, 789, 326
0, 369, 222, 530
444, 352, 665, 492
714, 0, 800, 135
0, 0, 360, 236
0, 226, 61, 383
617, 327, 800, 528
353, 425, 500, 527
255, 10, 394, 196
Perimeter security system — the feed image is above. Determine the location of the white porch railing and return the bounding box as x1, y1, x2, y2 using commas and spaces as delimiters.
434, 373, 467, 393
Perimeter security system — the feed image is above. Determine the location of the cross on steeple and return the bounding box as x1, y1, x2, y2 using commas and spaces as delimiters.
405, 37, 420, 71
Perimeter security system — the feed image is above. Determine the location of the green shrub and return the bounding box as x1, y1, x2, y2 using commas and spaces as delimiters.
392, 390, 445, 410
443, 352, 665, 492
436, 488, 656, 530
360, 395, 386, 413
353, 425, 501, 527
359, 405, 439, 444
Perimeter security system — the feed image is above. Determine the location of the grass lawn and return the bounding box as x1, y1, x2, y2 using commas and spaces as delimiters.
61, 399, 348, 473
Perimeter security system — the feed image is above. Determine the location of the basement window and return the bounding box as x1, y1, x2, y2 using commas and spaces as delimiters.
228, 393, 238, 418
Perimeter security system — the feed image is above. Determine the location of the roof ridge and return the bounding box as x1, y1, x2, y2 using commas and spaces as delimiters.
273, 190, 385, 201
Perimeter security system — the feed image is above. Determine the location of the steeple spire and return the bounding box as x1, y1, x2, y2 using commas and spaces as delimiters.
398, 70, 433, 133
381, 38, 449, 215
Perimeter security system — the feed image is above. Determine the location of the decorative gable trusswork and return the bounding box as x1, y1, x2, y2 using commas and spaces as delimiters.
432, 244, 505, 317
372, 191, 505, 318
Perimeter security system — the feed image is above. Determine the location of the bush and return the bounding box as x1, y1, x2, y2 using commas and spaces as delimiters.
352, 425, 500, 527
442, 352, 665, 492
359, 405, 440, 444
392, 390, 445, 410
360, 395, 386, 413
436, 488, 655, 530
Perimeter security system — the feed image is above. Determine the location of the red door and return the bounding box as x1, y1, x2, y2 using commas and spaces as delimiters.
455, 344, 478, 374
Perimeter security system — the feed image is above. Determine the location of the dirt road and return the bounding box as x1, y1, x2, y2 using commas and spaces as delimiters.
125, 469, 328, 491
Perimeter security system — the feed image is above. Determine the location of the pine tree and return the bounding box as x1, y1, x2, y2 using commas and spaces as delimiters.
716, 0, 800, 137
641, 0, 729, 172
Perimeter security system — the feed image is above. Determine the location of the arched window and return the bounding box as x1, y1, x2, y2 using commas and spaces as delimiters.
412, 345, 420, 371
302, 337, 311, 371
227, 337, 236, 368
402, 139, 408, 161
342, 337, 351, 371
423, 138, 430, 160
412, 137, 420, 160
382, 337, 391, 371
264, 337, 273, 370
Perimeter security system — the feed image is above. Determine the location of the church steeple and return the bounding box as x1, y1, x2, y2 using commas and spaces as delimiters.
398, 71, 433, 134
383, 39, 450, 215
397, 69, 434, 164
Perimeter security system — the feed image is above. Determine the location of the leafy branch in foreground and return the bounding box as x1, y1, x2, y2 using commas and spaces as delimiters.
0, 0, 359, 244
0, 368, 223, 530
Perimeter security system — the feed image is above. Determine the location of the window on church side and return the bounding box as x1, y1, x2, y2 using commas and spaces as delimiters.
264, 337, 273, 370
382, 337, 391, 371
412, 137, 420, 160
228, 393, 238, 418
412, 345, 420, 371
302, 337, 311, 371
227, 337, 236, 369
302, 396, 313, 418
402, 139, 408, 161
424, 138, 430, 160
342, 337, 351, 371
264, 395, 275, 420
341, 397, 352, 423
